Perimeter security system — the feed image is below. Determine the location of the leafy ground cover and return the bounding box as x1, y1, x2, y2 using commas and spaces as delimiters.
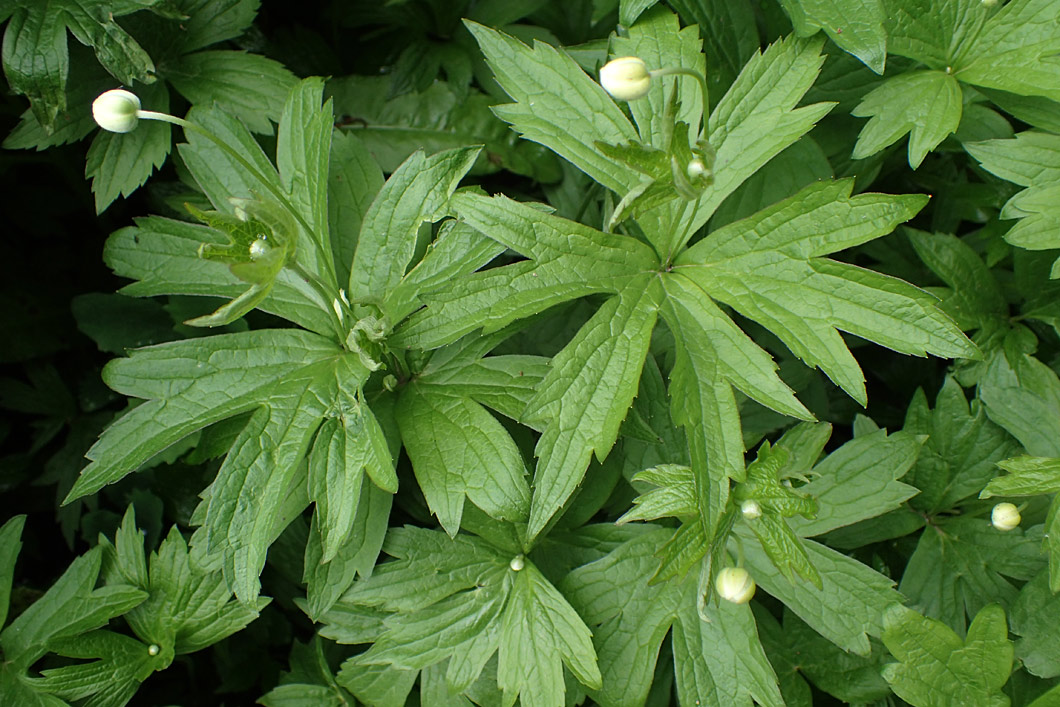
2, 0, 1060, 705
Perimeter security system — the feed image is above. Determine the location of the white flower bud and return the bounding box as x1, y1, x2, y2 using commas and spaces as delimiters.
716, 567, 756, 604
600, 57, 651, 101
509, 555, 525, 571
740, 499, 762, 520
147, 644, 160, 656
687, 158, 707, 179
991, 502, 1021, 531
92, 89, 142, 133
249, 238, 270, 260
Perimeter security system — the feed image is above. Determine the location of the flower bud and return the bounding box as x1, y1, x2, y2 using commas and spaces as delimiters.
687, 158, 707, 179
740, 499, 762, 520
716, 567, 756, 604
92, 89, 142, 133
991, 502, 1021, 531
599, 57, 651, 101
509, 555, 525, 571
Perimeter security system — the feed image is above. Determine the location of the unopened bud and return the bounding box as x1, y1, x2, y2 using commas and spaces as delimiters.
687, 158, 707, 179
991, 502, 1021, 531
600, 57, 651, 101
509, 555, 525, 571
92, 89, 142, 133
716, 567, 756, 604
740, 499, 762, 520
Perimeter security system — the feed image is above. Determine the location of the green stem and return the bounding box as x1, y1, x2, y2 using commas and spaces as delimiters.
649, 67, 710, 138
138, 110, 340, 290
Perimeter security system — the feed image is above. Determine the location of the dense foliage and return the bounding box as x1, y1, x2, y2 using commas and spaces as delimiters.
2, 0, 1060, 705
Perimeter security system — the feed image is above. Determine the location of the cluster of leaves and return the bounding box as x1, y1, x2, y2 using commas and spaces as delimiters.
3, 0, 1060, 705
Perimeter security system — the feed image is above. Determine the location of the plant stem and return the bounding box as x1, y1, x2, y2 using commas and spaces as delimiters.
649, 67, 710, 137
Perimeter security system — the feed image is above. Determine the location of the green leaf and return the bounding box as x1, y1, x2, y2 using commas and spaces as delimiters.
176, 102, 286, 210
789, 428, 921, 536
902, 376, 1020, 512
171, 0, 259, 54
523, 277, 660, 539
1011, 568, 1060, 679
741, 534, 902, 654
1, 0, 156, 130
109, 521, 266, 655
907, 229, 1008, 331
881, 604, 1014, 707
385, 220, 507, 326
464, 21, 640, 195
563, 528, 783, 706
32, 630, 169, 706
328, 76, 560, 182
667, 0, 759, 101
396, 384, 530, 535
65, 330, 380, 602
0, 546, 146, 671
672, 595, 784, 707
980, 353, 1060, 458
303, 484, 392, 621
611, 7, 705, 148
0, 514, 26, 630
336, 660, 417, 707
393, 191, 656, 349
954, 0, 1060, 102
168, 50, 296, 134
966, 131, 1060, 275
562, 529, 683, 706
777, 0, 887, 73
103, 215, 334, 336
327, 528, 600, 704
884, 0, 987, 68
679, 179, 974, 404
276, 77, 335, 282
86, 81, 172, 213
684, 34, 834, 246
498, 563, 602, 705
851, 70, 962, 168
982, 455, 1060, 498
308, 410, 394, 563
259, 683, 348, 707
349, 146, 480, 312
327, 131, 383, 289
899, 515, 1045, 634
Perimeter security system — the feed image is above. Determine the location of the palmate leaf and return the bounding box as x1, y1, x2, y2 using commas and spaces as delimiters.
563, 528, 786, 707
100, 507, 268, 658
395, 329, 548, 535
63, 330, 393, 602
677, 179, 977, 403
881, 604, 1014, 707
967, 131, 1060, 277
0, 0, 162, 130
320, 527, 601, 706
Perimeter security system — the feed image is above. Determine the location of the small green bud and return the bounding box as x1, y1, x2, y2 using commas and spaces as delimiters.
991, 502, 1021, 531
600, 57, 651, 101
740, 499, 762, 520
716, 567, 756, 604
509, 555, 525, 571
92, 89, 142, 133
147, 644, 160, 656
